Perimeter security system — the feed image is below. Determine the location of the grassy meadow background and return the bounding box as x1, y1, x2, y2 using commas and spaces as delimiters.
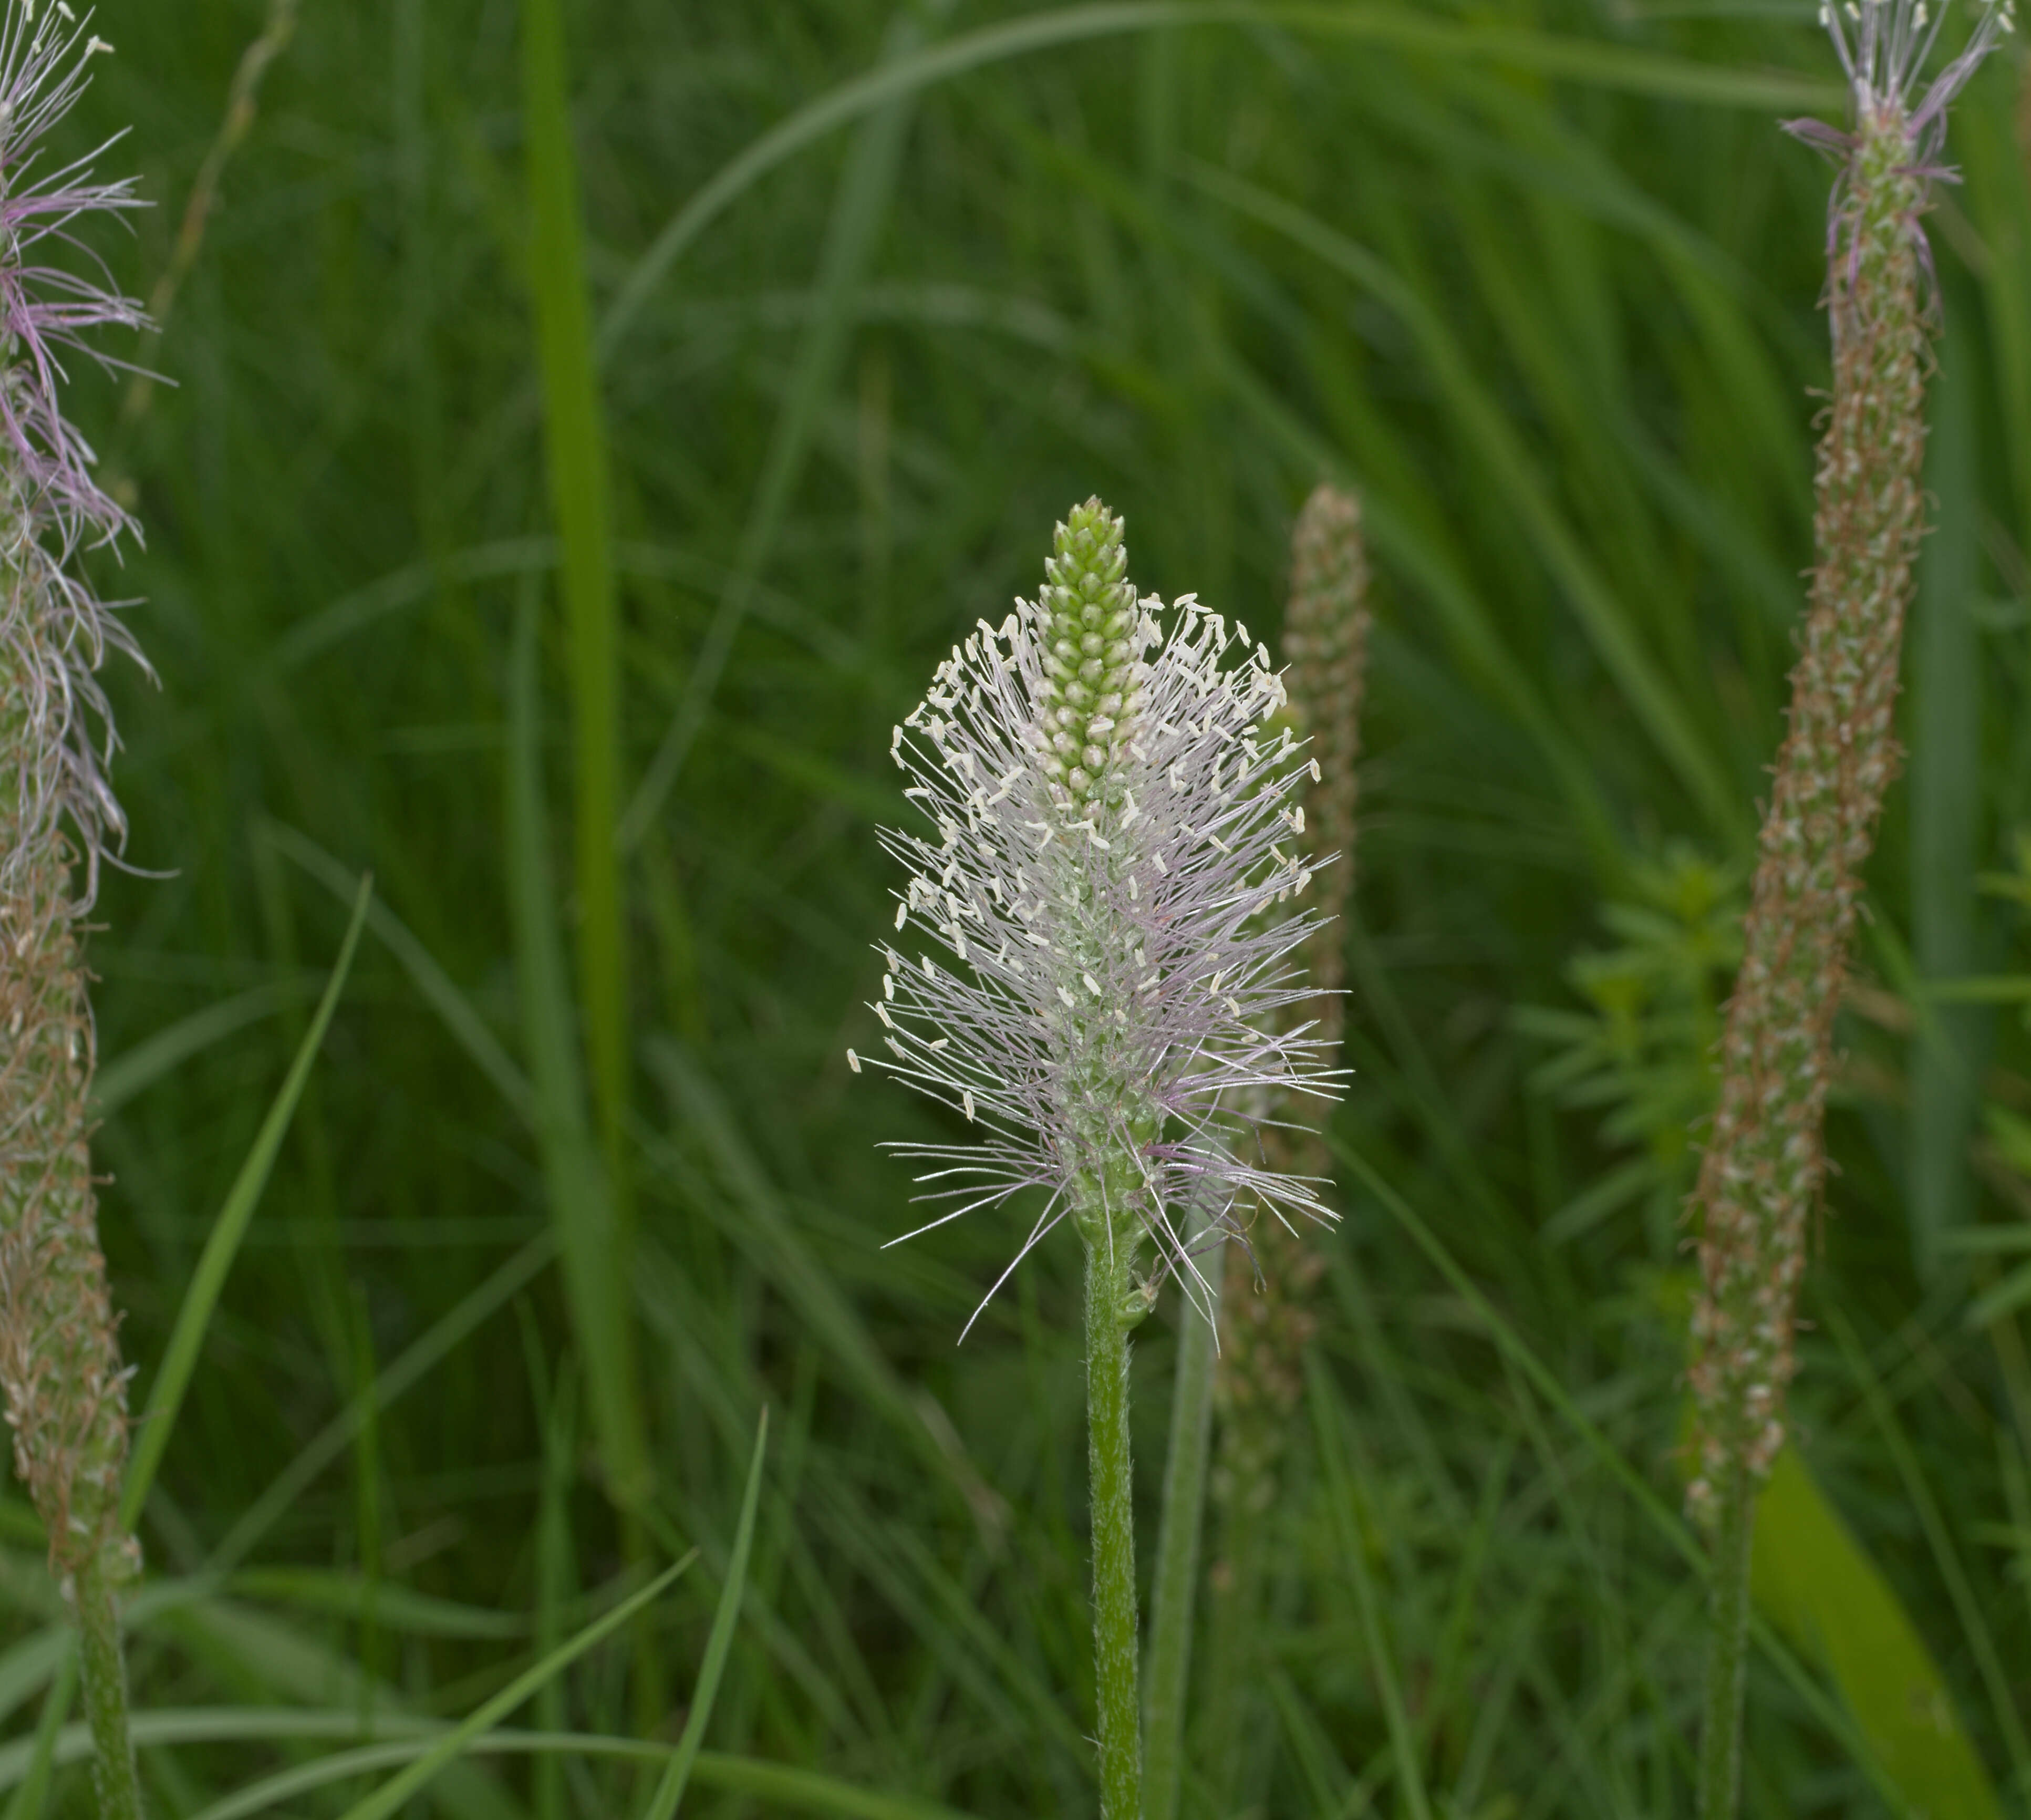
4, 0, 2030, 1813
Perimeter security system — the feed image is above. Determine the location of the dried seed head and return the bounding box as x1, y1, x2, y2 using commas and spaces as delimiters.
1217, 483, 1369, 1498
1687, 0, 1998, 1526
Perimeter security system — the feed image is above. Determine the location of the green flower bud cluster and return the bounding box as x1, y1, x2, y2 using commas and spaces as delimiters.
1037, 499, 1143, 805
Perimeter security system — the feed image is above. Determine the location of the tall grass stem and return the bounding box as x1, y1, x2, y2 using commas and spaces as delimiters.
522, 0, 633, 1243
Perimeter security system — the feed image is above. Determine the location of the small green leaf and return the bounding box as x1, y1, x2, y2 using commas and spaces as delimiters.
1, 1650, 73, 1820
334, 1558, 694, 1820
1752, 1448, 2003, 1820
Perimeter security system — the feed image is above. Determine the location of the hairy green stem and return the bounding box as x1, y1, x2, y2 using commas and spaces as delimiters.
1696, 1461, 1754, 1820
74, 1558, 143, 1820
1084, 1232, 1143, 1819
1144, 1234, 1222, 1820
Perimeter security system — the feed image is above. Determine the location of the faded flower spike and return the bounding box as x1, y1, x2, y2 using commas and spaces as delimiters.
1201, 482, 1369, 1809
864, 500, 1341, 1816
1688, 5, 2005, 1817
0, 5, 150, 1818
1806, 0, 2012, 159
1217, 482, 1368, 1496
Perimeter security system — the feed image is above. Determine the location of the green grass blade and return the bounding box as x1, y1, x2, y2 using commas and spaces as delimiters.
261, 820, 536, 1124
1190, 162, 1740, 837
224, 1570, 531, 1641
1322, 1131, 1928, 1814
1752, 1447, 2003, 1820
208, 1237, 555, 1576
1967, 1261, 2031, 1328
531, 1343, 577, 1820
1199, 340, 1626, 874
120, 873, 374, 1533
523, 0, 629, 1192
641, 1407, 770, 1819
94, 981, 314, 1118
643, 1042, 997, 1526
3, 1704, 969, 1816
1827, 1308, 2031, 1790
599, 3, 1837, 357
1, 1651, 74, 1820
1305, 1351, 1434, 1820
619, 2, 930, 845
332, 1559, 695, 1820
507, 583, 649, 1513
171, 1732, 972, 1820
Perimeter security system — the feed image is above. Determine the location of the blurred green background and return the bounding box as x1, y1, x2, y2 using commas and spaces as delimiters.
5, 0, 2030, 1813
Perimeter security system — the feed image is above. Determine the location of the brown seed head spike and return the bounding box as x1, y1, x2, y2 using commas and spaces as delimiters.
1687, 74, 1934, 1525
0, 741, 137, 1595
1215, 482, 1371, 1501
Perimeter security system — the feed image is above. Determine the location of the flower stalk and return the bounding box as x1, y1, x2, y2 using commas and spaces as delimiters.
0, 7, 150, 1813
863, 499, 1340, 1813
1084, 1214, 1144, 1816
1687, 7, 2010, 1815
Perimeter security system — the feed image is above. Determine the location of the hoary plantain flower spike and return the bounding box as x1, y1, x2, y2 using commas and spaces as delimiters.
862, 499, 1343, 1330
0, 7, 151, 1817
1688, 8, 2007, 1817
1691, 0, 2012, 1532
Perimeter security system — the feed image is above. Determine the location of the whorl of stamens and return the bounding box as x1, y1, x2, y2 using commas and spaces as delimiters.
865, 501, 1343, 1332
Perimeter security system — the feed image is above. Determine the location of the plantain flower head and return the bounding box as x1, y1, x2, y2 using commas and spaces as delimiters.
858, 500, 1342, 1333
0, 0, 146, 895
1812, 0, 2013, 137
1686, 0, 2005, 1525
0, 0, 147, 1601
1789, 0, 2016, 307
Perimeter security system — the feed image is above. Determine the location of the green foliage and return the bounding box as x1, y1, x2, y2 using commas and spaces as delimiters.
1, 0, 2023, 1814
1517, 845, 1742, 1253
